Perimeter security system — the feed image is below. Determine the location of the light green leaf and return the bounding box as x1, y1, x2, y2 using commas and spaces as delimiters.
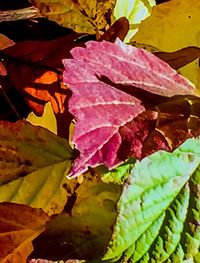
100, 158, 135, 185
0, 160, 76, 216
104, 138, 200, 261
114, 0, 155, 42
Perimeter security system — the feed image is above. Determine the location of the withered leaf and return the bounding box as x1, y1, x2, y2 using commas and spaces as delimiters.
0, 202, 49, 263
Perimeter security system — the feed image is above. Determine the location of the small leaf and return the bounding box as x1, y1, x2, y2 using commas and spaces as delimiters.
0, 160, 76, 216
1, 34, 79, 118
100, 17, 129, 43
0, 33, 14, 50
0, 202, 49, 263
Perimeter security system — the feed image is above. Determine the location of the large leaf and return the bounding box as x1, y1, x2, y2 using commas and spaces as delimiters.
63, 40, 196, 177
30, 0, 116, 34
104, 137, 200, 262
0, 202, 49, 263
0, 120, 76, 216
131, 0, 200, 88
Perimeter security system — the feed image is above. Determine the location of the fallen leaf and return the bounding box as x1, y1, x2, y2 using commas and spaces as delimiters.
63, 40, 195, 177
30, 0, 116, 34
0, 34, 82, 137
0, 202, 49, 263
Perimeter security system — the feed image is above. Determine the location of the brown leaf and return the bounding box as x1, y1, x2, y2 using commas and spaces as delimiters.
154, 46, 200, 70
100, 17, 129, 42
0, 34, 80, 116
0, 33, 81, 137
0, 34, 15, 51
0, 202, 49, 263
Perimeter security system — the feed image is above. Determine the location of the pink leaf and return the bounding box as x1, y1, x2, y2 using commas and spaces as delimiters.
63, 40, 196, 177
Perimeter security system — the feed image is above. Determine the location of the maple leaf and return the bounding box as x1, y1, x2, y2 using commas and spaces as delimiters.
0, 202, 49, 263
63, 40, 196, 177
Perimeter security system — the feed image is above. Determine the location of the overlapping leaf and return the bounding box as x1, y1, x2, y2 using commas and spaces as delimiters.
30, 0, 116, 34
114, 0, 156, 42
104, 137, 200, 262
0, 34, 79, 121
0, 120, 76, 216
63, 39, 196, 177
131, 0, 200, 88
0, 202, 49, 263
0, 32, 96, 137
32, 173, 121, 260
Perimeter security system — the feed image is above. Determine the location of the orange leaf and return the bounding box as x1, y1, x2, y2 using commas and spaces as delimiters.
0, 202, 49, 263
0, 34, 79, 116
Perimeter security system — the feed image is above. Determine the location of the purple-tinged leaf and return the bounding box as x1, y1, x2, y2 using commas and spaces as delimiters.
63, 40, 197, 177
66, 39, 195, 96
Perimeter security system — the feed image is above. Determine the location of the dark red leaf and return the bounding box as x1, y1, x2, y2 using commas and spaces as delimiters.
99, 17, 129, 42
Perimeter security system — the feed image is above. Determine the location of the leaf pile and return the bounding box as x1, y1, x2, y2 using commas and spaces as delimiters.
0, 0, 200, 262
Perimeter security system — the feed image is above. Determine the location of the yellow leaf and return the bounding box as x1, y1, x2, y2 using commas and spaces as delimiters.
114, 0, 155, 42
30, 0, 116, 34
0, 160, 76, 216
27, 102, 57, 134
131, 0, 200, 88
0, 202, 49, 263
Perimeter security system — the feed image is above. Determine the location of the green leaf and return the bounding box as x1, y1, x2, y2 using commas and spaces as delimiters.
100, 158, 135, 185
32, 173, 122, 260
104, 138, 200, 262
0, 120, 73, 185
0, 160, 77, 216
0, 121, 76, 216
